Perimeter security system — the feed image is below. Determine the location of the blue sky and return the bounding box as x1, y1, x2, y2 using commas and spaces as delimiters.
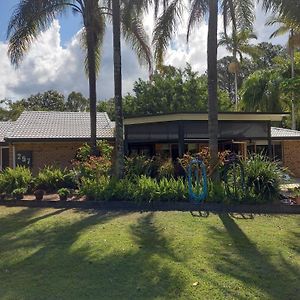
0, 1, 287, 101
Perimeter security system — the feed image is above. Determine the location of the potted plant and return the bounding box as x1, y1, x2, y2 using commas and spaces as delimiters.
34, 189, 45, 201
58, 188, 70, 201
12, 188, 26, 201
292, 188, 300, 205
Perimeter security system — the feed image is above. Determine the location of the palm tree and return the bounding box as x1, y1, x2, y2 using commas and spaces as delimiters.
219, 29, 258, 110
152, 0, 254, 181
267, 15, 300, 129
112, 0, 124, 179
7, 0, 152, 163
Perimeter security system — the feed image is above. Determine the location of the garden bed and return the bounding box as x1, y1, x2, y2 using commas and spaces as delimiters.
0, 198, 299, 214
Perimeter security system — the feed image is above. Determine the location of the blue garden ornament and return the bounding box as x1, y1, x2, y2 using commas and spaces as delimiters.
188, 158, 208, 202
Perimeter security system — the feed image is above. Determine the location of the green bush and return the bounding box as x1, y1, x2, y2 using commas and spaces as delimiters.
243, 154, 282, 203
79, 175, 188, 203
35, 166, 76, 192
158, 159, 175, 179
57, 188, 70, 197
125, 155, 154, 178
0, 167, 32, 194
12, 188, 27, 200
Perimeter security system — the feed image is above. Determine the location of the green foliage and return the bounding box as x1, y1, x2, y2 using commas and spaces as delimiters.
207, 181, 227, 204
79, 175, 188, 203
123, 64, 233, 116
34, 166, 76, 192
0, 167, 31, 194
12, 188, 27, 200
125, 155, 155, 178
158, 158, 175, 179
57, 188, 70, 197
65, 92, 89, 112
73, 141, 113, 179
243, 154, 282, 203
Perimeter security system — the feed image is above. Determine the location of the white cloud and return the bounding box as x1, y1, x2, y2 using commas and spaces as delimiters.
0, 4, 288, 101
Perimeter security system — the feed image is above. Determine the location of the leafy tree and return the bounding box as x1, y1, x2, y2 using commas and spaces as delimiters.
20, 90, 65, 111
66, 92, 89, 112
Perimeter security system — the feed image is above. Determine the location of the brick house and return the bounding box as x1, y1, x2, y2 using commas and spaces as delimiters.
1, 111, 300, 176
0, 111, 114, 174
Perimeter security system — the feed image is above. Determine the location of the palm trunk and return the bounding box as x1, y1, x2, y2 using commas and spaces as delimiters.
234, 71, 238, 111
86, 28, 98, 155
207, 0, 219, 182
291, 30, 296, 130
112, 0, 125, 179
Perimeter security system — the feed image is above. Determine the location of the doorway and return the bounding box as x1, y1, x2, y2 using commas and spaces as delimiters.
1, 147, 9, 170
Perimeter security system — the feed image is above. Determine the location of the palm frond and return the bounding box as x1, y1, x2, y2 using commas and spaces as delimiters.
121, 12, 153, 73
7, 0, 71, 66
187, 0, 207, 42
152, 0, 183, 68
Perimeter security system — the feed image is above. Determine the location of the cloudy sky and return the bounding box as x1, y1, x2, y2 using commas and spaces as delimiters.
0, 1, 287, 101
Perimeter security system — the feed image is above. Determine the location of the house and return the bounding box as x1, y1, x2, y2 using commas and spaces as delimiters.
0, 111, 114, 173
1, 110, 300, 176
124, 112, 300, 177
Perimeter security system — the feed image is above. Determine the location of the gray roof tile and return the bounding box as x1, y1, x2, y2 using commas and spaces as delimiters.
6, 111, 115, 140
0, 121, 14, 143
271, 127, 300, 138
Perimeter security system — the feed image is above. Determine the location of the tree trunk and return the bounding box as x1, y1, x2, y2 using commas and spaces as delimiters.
234, 71, 238, 111
291, 29, 296, 130
112, 0, 125, 179
86, 28, 98, 155
207, 0, 219, 182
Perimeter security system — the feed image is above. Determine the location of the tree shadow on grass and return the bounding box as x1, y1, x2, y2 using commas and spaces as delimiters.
215, 214, 299, 300
0, 210, 185, 300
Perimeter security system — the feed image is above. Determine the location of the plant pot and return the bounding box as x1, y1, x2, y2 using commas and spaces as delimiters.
34, 190, 45, 201
294, 196, 300, 205
59, 195, 68, 201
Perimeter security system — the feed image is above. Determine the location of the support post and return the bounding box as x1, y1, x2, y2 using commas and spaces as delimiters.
178, 121, 185, 158
267, 121, 272, 159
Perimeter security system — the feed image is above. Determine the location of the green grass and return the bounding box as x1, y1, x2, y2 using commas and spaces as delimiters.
0, 207, 299, 300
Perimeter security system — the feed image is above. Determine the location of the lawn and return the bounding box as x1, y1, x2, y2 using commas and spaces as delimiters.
0, 207, 299, 300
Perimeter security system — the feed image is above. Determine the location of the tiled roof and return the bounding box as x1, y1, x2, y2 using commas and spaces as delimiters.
0, 121, 14, 143
271, 127, 300, 138
6, 111, 115, 140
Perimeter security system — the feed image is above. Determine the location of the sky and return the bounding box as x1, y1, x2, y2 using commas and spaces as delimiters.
0, 1, 287, 101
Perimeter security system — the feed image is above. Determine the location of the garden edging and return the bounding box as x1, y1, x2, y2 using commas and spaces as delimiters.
0, 199, 299, 214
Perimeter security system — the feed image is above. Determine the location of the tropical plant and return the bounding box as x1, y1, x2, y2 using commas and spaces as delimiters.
12, 188, 27, 201
243, 153, 282, 203
267, 15, 300, 129
0, 166, 32, 194
241, 69, 284, 112
219, 29, 258, 109
7, 0, 152, 161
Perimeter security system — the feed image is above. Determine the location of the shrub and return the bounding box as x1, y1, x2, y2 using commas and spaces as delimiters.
79, 176, 110, 201
158, 159, 175, 179
0, 167, 32, 194
34, 167, 77, 192
178, 148, 229, 175
12, 188, 27, 200
73, 141, 113, 180
79, 175, 189, 203
35, 166, 65, 192
125, 155, 154, 178
57, 188, 70, 197
243, 154, 282, 203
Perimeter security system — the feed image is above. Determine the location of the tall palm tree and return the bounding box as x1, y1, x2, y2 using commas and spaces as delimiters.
219, 29, 258, 110
152, 0, 254, 181
112, 0, 124, 179
7, 0, 152, 162
267, 15, 300, 129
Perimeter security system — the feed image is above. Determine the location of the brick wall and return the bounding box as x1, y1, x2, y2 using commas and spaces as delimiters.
9, 141, 84, 174
282, 140, 300, 177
